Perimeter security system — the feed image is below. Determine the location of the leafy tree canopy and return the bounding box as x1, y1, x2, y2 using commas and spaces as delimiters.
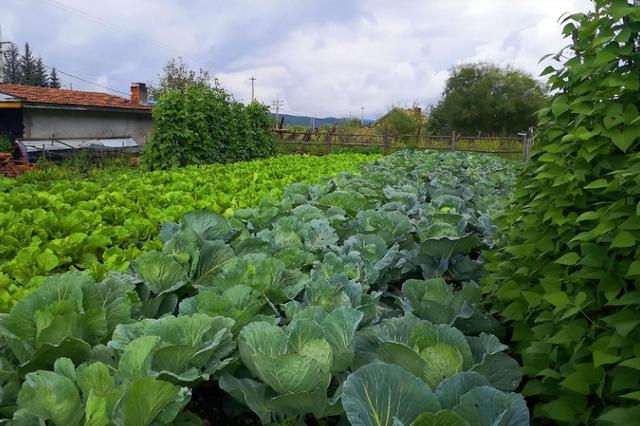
427, 63, 548, 136
149, 57, 211, 98
375, 106, 424, 136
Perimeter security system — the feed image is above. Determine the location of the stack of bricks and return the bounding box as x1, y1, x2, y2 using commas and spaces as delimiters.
0, 152, 36, 178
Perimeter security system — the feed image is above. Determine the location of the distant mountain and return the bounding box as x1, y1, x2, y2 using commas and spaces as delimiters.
271, 113, 373, 128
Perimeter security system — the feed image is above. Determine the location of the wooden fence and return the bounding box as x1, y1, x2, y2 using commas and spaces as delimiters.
275, 129, 534, 161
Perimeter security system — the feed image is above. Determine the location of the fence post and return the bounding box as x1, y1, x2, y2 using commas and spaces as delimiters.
450, 130, 457, 150
383, 132, 391, 155
523, 132, 533, 162
324, 129, 333, 155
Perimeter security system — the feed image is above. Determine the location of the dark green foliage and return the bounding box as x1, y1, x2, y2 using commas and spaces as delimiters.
0, 134, 12, 152
1, 43, 51, 87
1, 43, 21, 84
33, 57, 48, 87
484, 1, 640, 424
375, 107, 424, 136
245, 101, 278, 159
19, 43, 37, 86
428, 63, 548, 136
149, 57, 211, 98
143, 85, 276, 169
48, 67, 61, 89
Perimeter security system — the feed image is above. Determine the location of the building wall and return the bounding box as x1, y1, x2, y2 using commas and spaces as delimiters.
22, 108, 153, 144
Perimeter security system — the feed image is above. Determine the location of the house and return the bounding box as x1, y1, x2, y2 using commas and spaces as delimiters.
0, 82, 153, 156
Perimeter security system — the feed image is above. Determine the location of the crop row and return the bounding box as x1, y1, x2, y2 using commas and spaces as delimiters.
0, 150, 525, 425
0, 154, 376, 311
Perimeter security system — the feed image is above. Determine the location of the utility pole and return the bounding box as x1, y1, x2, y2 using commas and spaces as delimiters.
249, 76, 256, 102
361, 107, 365, 125
272, 94, 284, 129
0, 25, 14, 82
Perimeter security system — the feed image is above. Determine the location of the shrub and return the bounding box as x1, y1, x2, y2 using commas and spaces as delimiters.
0, 134, 12, 152
484, 1, 640, 424
143, 85, 276, 169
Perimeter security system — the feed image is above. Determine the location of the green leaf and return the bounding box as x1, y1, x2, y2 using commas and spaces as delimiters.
342, 363, 441, 426
452, 386, 529, 426
598, 406, 640, 425
555, 253, 580, 266
435, 372, 489, 409
603, 104, 624, 129
411, 411, 470, 426
610, 231, 635, 249
542, 292, 571, 308
551, 95, 570, 117
321, 307, 364, 372
218, 375, 273, 424
420, 344, 464, 389
584, 179, 608, 189
593, 350, 621, 368
132, 251, 188, 296
17, 370, 84, 426
609, 127, 640, 152
619, 358, 640, 371
114, 376, 186, 426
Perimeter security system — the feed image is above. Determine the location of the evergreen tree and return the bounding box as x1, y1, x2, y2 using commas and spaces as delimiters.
33, 57, 48, 87
1, 43, 20, 84
49, 67, 61, 89
19, 43, 37, 85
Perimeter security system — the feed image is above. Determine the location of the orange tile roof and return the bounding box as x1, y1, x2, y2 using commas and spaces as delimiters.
0, 83, 152, 112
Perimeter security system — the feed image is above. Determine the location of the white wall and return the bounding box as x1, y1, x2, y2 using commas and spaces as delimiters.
23, 108, 153, 144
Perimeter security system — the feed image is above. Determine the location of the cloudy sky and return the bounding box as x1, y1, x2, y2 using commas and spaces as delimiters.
3, 0, 591, 118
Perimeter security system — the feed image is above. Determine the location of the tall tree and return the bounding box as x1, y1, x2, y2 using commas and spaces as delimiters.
1, 43, 20, 84
427, 63, 548, 136
149, 57, 211, 98
49, 67, 61, 88
19, 43, 37, 85
34, 57, 48, 87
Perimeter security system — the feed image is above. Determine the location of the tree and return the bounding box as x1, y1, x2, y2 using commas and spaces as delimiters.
1, 43, 20, 84
427, 63, 548, 136
34, 57, 48, 87
484, 1, 640, 424
49, 67, 61, 88
149, 57, 211, 98
19, 43, 37, 86
375, 106, 424, 135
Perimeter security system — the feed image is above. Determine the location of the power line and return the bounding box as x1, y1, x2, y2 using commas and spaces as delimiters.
35, 0, 213, 69
272, 94, 284, 128
45, 65, 129, 96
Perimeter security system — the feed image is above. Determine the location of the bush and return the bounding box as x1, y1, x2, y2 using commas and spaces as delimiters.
143, 85, 276, 169
484, 1, 640, 424
0, 134, 12, 152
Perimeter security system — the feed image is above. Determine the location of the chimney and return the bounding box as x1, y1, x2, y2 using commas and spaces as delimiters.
130, 82, 148, 105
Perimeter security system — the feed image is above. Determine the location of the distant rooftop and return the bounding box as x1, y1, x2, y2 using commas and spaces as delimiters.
0, 83, 152, 112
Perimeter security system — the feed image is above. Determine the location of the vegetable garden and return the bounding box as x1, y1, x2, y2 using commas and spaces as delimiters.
1, 1, 639, 424
0, 154, 375, 311
0, 150, 524, 425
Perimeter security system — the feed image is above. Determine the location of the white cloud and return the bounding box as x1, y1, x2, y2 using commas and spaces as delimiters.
3, 0, 592, 118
